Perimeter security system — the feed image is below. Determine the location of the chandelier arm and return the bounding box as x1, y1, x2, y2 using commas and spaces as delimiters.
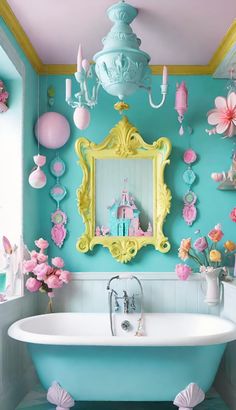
147, 84, 168, 109
67, 99, 80, 109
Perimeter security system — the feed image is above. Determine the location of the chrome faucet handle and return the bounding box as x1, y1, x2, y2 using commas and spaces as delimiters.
114, 296, 120, 311
123, 290, 128, 298
130, 294, 136, 310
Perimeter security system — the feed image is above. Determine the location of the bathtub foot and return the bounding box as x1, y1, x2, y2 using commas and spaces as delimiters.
47, 381, 75, 410
173, 382, 205, 410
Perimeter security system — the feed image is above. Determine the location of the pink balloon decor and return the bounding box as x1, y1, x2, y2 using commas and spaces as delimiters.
35, 112, 70, 149
73, 106, 90, 130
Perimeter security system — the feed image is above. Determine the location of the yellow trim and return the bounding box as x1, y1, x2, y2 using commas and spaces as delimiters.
208, 19, 236, 73
1, 1, 236, 76
0, 0, 42, 72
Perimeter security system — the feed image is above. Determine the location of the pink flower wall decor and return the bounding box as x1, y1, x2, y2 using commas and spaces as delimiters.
206, 92, 236, 138
230, 207, 236, 222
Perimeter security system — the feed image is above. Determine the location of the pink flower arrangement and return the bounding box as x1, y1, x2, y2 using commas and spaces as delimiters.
206, 92, 236, 138
23, 238, 71, 309
176, 224, 236, 278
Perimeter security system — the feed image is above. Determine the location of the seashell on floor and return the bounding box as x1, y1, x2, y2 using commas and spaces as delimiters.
16, 385, 229, 410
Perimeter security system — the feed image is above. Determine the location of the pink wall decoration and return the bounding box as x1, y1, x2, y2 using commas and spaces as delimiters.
206, 92, 236, 138
35, 112, 70, 149
175, 81, 188, 135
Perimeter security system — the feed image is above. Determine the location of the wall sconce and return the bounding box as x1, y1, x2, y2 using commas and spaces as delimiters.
65, 0, 168, 130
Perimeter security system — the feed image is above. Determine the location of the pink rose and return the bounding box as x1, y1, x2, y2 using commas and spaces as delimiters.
31, 250, 38, 259
230, 208, 236, 222
47, 266, 54, 275
194, 237, 208, 252
51, 257, 64, 268
45, 275, 63, 289
48, 292, 55, 298
37, 253, 48, 263
208, 225, 224, 242
33, 263, 49, 280
34, 238, 49, 251
25, 277, 41, 292
59, 270, 71, 284
23, 258, 37, 273
175, 264, 192, 280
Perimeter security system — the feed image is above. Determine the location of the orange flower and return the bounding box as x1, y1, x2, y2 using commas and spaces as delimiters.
209, 250, 222, 263
208, 226, 224, 242
224, 240, 236, 252
178, 238, 191, 261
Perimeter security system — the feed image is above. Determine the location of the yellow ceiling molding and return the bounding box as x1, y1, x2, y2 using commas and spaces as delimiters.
208, 19, 236, 73
39, 64, 77, 75
0, 0, 42, 72
1, 1, 236, 76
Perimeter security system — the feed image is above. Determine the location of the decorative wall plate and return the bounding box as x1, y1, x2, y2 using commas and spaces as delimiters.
50, 155, 68, 247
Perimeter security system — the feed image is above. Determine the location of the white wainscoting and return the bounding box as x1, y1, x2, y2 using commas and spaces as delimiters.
39, 272, 220, 315
0, 295, 38, 410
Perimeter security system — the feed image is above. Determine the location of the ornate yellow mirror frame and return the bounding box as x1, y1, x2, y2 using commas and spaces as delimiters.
75, 116, 172, 263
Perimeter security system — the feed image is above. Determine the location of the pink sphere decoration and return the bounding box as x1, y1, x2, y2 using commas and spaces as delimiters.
73, 106, 90, 130
29, 167, 47, 189
35, 112, 70, 149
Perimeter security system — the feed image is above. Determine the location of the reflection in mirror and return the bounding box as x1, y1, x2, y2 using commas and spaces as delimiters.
95, 159, 153, 237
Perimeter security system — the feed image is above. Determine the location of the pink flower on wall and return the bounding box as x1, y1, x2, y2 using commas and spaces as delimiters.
230, 208, 236, 222
206, 92, 236, 138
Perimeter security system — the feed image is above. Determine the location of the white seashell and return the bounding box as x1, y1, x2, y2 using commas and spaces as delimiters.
47, 381, 75, 409
173, 383, 205, 409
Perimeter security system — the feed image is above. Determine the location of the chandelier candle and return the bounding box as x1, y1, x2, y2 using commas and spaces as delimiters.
65, 79, 72, 102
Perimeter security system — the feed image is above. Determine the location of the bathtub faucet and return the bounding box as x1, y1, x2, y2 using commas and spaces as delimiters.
114, 290, 135, 314
107, 274, 144, 336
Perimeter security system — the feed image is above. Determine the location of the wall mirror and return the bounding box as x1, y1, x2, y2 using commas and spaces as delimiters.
75, 117, 171, 263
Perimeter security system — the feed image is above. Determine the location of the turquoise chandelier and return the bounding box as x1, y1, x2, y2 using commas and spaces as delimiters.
65, 0, 168, 129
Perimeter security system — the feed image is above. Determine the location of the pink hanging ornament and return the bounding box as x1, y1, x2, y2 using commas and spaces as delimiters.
73, 106, 90, 130
175, 81, 188, 135
35, 112, 70, 149
28, 155, 47, 189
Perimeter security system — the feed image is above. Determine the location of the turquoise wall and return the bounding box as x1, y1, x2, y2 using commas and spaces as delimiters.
38, 74, 235, 272
0, 18, 41, 247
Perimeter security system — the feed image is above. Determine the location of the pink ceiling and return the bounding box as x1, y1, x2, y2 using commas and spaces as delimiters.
7, 0, 236, 65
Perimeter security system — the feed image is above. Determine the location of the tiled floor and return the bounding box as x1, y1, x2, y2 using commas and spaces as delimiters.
16, 385, 229, 410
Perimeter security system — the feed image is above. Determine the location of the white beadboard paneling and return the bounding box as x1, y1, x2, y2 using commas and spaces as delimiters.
0, 294, 38, 409
44, 272, 216, 315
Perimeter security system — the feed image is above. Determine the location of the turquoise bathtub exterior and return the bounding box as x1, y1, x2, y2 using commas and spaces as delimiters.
28, 343, 226, 401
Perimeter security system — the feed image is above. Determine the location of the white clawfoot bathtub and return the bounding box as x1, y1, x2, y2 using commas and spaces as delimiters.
8, 312, 236, 402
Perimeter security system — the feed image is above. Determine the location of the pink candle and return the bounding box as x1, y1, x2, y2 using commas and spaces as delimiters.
175, 81, 188, 116
162, 65, 168, 85
77, 44, 83, 73
65, 79, 72, 101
